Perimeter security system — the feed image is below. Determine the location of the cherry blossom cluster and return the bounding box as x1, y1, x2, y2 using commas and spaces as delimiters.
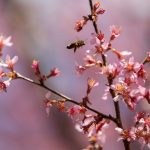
75, 2, 105, 32
0, 0, 150, 150
31, 59, 60, 84
0, 35, 18, 92
71, 0, 149, 149
76, 25, 150, 111
44, 78, 109, 149
116, 112, 150, 149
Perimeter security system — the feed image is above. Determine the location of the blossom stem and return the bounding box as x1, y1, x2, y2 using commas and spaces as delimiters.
88, 0, 130, 149
15, 72, 117, 123
88, 0, 107, 65
142, 56, 149, 65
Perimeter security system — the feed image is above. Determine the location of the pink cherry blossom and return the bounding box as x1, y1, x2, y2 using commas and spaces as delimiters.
47, 68, 60, 78
0, 35, 12, 49
101, 63, 120, 79
110, 25, 122, 40
93, 2, 100, 11
84, 55, 97, 67
112, 48, 132, 60
0, 81, 7, 92
5, 55, 18, 70
76, 65, 86, 75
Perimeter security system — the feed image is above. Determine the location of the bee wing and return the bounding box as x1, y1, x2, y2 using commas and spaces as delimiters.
74, 47, 77, 53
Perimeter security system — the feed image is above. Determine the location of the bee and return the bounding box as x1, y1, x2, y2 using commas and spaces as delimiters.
67, 40, 85, 53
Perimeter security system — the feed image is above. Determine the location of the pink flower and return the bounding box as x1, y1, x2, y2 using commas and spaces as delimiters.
97, 32, 105, 42
110, 25, 122, 40
134, 112, 146, 123
112, 48, 132, 60
101, 63, 120, 79
115, 127, 136, 142
5, 55, 18, 70
87, 78, 99, 94
68, 106, 79, 118
96, 8, 105, 15
44, 92, 53, 116
145, 51, 150, 63
121, 57, 141, 73
93, 2, 100, 11
75, 18, 88, 32
47, 68, 60, 78
137, 65, 146, 79
124, 75, 137, 86
138, 86, 150, 103
67, 105, 86, 120
84, 55, 96, 67
0, 35, 12, 49
76, 65, 86, 75
31, 60, 40, 75
90, 33, 101, 45
0, 81, 7, 92
93, 2, 105, 15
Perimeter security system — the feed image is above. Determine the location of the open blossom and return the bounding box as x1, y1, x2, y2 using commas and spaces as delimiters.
84, 55, 97, 67
111, 80, 140, 110
110, 25, 122, 40
116, 112, 150, 149
120, 57, 141, 73
67, 105, 86, 120
115, 127, 136, 142
44, 91, 66, 115
111, 48, 132, 60
134, 112, 146, 123
138, 86, 150, 103
0, 35, 12, 50
101, 63, 120, 79
84, 55, 102, 67
5, 55, 18, 70
76, 115, 109, 146
87, 78, 99, 94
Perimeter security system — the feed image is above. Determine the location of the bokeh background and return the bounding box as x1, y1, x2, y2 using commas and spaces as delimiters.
0, 0, 150, 150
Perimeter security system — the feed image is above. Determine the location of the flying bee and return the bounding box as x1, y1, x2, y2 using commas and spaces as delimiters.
67, 40, 85, 53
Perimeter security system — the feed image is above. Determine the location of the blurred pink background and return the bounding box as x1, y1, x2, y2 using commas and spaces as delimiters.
0, 0, 150, 149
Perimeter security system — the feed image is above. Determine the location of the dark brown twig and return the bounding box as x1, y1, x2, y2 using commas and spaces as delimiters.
16, 72, 117, 124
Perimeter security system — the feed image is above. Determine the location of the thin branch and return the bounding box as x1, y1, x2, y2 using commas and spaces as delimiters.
16, 72, 117, 124
88, 0, 99, 34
